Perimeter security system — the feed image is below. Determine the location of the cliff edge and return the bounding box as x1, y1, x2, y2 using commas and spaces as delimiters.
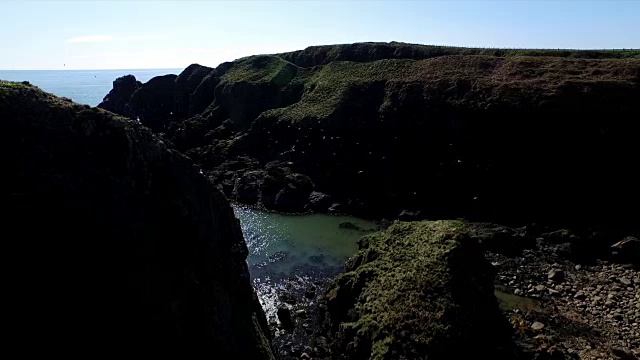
1, 80, 274, 356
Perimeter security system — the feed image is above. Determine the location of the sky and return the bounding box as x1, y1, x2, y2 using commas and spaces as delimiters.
1, 0, 639, 70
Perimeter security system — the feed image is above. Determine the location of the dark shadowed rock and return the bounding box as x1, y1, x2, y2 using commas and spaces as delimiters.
611, 236, 640, 267
548, 269, 566, 283
1, 81, 274, 357
611, 346, 637, 360
397, 209, 422, 221
127, 74, 178, 131
234, 170, 263, 205
173, 63, 214, 119
277, 305, 294, 329
306, 191, 333, 211
97, 74, 141, 114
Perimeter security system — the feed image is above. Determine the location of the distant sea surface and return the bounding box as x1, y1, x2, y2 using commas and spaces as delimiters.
0, 69, 181, 107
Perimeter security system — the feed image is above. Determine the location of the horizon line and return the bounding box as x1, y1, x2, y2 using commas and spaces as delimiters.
0, 67, 186, 71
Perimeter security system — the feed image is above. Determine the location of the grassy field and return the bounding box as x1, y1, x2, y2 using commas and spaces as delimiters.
277, 42, 640, 67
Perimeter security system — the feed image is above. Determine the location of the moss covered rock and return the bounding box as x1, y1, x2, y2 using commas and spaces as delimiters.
322, 220, 515, 359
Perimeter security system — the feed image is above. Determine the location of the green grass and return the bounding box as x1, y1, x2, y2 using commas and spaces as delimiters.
0, 80, 31, 89
254, 53, 640, 123
277, 42, 640, 65
220, 55, 301, 85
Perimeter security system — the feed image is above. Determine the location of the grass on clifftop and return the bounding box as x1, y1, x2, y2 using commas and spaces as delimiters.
220, 55, 304, 86
277, 42, 640, 67
260, 54, 640, 122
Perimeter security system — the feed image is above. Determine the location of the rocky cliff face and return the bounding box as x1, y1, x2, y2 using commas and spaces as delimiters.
1, 80, 274, 356
98, 42, 640, 230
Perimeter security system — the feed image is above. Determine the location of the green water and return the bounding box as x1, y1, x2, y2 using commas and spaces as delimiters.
233, 205, 378, 280
494, 289, 541, 312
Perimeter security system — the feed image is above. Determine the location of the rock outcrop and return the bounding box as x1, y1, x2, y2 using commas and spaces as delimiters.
321, 220, 515, 359
98, 74, 141, 114
99, 42, 640, 228
1, 80, 274, 357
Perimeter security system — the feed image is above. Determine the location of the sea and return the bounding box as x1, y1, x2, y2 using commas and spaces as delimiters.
0, 69, 181, 107
1, 68, 376, 321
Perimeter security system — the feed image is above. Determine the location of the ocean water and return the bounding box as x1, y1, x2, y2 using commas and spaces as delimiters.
0, 69, 181, 107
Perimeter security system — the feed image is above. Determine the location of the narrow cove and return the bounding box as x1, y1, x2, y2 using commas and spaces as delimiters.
232, 205, 379, 320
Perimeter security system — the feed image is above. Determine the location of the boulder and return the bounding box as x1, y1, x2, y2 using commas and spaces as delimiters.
234, 170, 263, 205
548, 269, 566, 283
306, 191, 334, 212
277, 305, 294, 329
611, 236, 640, 267
1, 81, 274, 357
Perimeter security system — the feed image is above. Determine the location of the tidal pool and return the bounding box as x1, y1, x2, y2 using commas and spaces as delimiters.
233, 205, 379, 280
233, 205, 379, 321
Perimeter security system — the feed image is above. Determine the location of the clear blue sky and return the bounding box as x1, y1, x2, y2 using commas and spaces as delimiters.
2, 0, 639, 70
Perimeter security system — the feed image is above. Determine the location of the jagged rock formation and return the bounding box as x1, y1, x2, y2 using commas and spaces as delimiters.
1, 80, 274, 356
98, 74, 141, 114
321, 220, 516, 359
98, 42, 640, 229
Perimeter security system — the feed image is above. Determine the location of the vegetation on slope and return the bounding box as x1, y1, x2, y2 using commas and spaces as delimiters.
97, 42, 640, 228
323, 220, 514, 359
277, 41, 640, 67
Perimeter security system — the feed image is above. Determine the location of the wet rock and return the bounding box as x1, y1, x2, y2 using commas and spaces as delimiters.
531, 321, 545, 331
620, 277, 632, 286
233, 171, 262, 204
279, 292, 298, 305
548, 269, 565, 283
397, 209, 422, 221
274, 187, 311, 212
306, 191, 333, 211
304, 286, 316, 299
514, 288, 524, 296
277, 305, 294, 329
328, 203, 343, 213
574, 291, 586, 300
300, 353, 311, 360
